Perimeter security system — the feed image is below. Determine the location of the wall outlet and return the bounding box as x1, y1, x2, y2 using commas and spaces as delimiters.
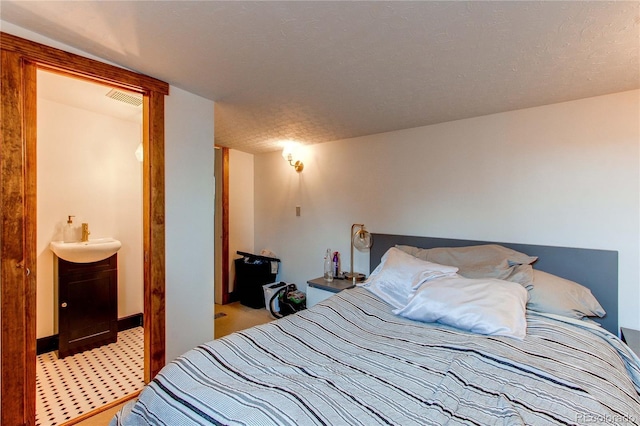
296, 206, 301, 216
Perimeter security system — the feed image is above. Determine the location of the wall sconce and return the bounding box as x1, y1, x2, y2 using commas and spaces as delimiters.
282, 144, 304, 172
135, 143, 143, 162
345, 223, 373, 282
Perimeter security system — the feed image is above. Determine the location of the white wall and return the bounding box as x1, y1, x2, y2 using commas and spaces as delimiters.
165, 86, 215, 362
229, 149, 255, 292
36, 97, 143, 338
254, 90, 640, 330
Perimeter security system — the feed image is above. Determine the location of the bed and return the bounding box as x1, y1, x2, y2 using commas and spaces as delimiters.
112, 234, 640, 425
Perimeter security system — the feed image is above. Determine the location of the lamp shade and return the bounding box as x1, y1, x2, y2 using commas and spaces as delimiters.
353, 228, 372, 250
347, 223, 373, 282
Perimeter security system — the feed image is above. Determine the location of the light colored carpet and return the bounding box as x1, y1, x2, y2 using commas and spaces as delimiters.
214, 301, 274, 339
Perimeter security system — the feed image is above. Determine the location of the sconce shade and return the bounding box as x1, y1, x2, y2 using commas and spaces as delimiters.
282, 144, 295, 160
135, 143, 143, 162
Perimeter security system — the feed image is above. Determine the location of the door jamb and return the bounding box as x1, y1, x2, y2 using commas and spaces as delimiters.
220, 147, 231, 304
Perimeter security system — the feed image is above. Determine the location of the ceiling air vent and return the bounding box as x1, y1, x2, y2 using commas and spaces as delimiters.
105, 89, 143, 107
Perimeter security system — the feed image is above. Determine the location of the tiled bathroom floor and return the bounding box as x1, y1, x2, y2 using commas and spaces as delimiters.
36, 327, 144, 426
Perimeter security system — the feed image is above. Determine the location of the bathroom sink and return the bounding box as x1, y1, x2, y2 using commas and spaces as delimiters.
50, 238, 122, 263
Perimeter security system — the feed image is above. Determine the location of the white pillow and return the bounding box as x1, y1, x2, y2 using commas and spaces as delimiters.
362, 247, 458, 309
527, 270, 605, 319
394, 275, 528, 340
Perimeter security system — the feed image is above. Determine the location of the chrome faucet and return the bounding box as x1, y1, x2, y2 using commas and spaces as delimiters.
81, 223, 90, 242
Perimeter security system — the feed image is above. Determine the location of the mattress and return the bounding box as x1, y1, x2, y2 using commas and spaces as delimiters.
112, 288, 640, 425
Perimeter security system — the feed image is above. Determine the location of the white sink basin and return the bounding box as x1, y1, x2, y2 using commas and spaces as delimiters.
50, 238, 122, 263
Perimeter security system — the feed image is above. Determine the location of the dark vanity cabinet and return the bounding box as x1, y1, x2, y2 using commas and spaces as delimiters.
56, 254, 118, 358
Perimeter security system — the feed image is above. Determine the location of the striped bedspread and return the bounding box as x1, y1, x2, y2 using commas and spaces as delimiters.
113, 288, 640, 425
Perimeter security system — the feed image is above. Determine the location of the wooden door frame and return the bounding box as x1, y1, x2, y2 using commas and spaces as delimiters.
219, 147, 231, 304
1, 32, 169, 425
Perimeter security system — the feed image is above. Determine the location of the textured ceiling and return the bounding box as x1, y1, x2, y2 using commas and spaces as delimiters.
2, 1, 639, 154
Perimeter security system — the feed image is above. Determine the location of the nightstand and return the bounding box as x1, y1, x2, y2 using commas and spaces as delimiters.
620, 327, 640, 357
306, 277, 355, 308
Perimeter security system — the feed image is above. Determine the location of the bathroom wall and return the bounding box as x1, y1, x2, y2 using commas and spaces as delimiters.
36, 95, 143, 339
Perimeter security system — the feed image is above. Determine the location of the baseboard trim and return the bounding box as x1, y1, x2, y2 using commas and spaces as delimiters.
37, 335, 59, 355
37, 312, 144, 355
117, 313, 144, 331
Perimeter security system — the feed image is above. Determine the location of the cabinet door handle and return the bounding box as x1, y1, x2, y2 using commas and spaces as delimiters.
61, 302, 68, 308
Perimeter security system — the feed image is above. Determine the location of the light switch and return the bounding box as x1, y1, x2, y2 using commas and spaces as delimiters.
296, 206, 301, 216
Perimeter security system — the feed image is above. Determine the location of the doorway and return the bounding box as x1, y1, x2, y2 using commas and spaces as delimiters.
35, 69, 145, 424
1, 33, 168, 425
213, 147, 256, 308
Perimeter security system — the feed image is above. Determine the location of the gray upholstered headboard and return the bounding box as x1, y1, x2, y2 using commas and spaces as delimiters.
370, 234, 619, 335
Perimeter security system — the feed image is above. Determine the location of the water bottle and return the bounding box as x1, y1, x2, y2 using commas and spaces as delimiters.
324, 248, 334, 282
